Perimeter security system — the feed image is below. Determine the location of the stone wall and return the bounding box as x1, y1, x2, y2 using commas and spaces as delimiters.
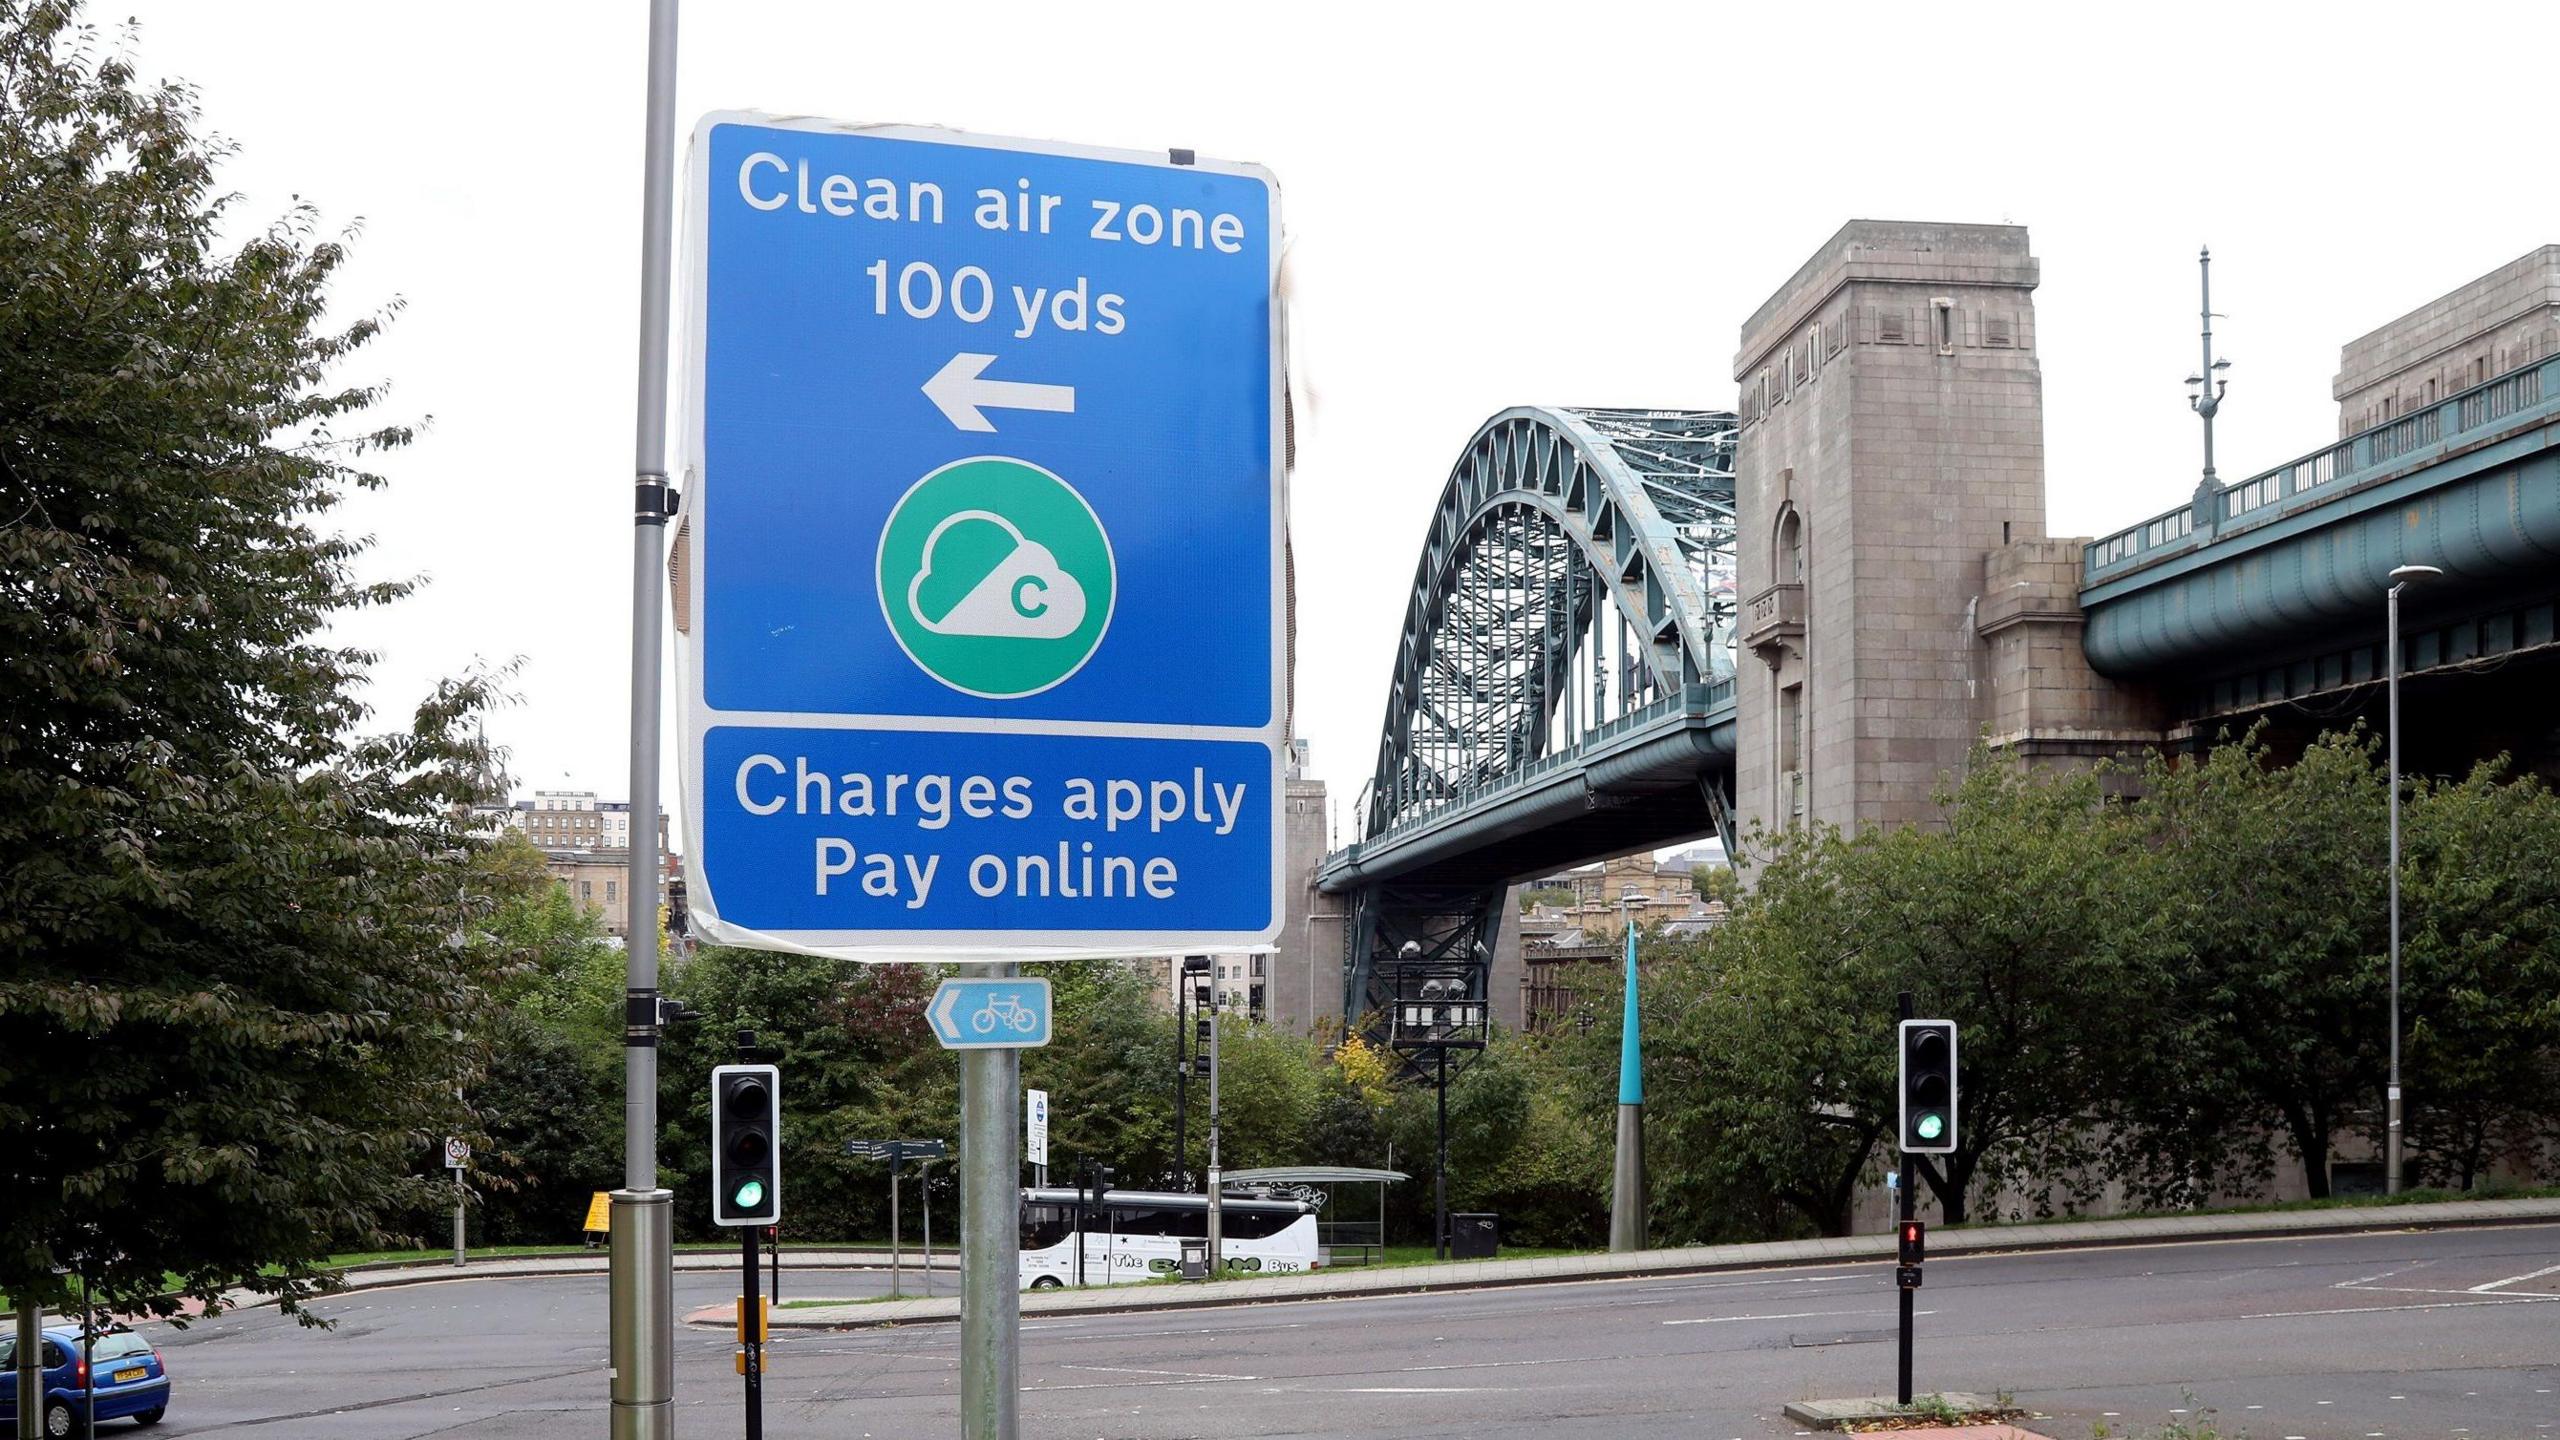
2333, 244, 2560, 435
1733, 220, 2048, 839
1977, 538, 2168, 761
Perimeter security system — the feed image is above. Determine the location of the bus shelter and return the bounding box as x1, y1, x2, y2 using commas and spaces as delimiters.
1220, 1166, 1409, 1268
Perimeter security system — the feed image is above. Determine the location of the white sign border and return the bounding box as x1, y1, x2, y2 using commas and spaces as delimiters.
673, 112, 1290, 963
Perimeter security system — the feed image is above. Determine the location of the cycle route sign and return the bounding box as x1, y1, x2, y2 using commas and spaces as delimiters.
674, 114, 1286, 961
927, 977, 1053, 1050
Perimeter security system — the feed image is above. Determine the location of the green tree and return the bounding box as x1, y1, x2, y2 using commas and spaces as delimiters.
1691, 865, 1739, 906
0, 0, 494, 1318
1638, 756, 2152, 1230
2127, 733, 2390, 1198
2399, 762, 2560, 1188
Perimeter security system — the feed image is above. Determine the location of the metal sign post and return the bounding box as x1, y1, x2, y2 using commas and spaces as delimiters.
1026, 1088, 1049, 1187
1205, 1008, 1223, 1274
444, 1137, 469, 1268
611, 1, 681, 1436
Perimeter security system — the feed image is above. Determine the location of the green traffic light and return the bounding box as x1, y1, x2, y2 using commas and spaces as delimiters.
1916, 1113, 1945, 1141
733, 1178, 766, 1210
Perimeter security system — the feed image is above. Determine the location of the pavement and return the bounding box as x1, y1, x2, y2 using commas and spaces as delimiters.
724, 1194, 2560, 1330
126, 1221, 2560, 1437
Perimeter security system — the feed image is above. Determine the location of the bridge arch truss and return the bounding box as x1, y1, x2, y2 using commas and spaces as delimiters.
1335, 407, 1740, 1028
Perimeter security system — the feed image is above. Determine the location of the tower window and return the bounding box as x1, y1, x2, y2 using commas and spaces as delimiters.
1932, 298, 1956, 354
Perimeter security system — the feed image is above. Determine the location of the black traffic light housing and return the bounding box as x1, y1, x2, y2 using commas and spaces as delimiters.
1897, 1019, 1957, 1154
711, 1062, 782, 1226
1897, 1219, 1925, 1265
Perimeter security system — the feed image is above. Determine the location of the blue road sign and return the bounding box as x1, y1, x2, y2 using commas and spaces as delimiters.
675, 115, 1286, 960
927, 977, 1053, 1050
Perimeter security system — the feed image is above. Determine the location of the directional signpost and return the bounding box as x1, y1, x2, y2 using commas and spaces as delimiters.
928, 977, 1054, 1050
675, 114, 1283, 1440
844, 1139, 948, 1297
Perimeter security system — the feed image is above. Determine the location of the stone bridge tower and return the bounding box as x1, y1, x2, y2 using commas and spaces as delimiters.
1732, 221, 2049, 839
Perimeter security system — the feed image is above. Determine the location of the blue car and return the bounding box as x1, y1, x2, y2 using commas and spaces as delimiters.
0, 1325, 170, 1435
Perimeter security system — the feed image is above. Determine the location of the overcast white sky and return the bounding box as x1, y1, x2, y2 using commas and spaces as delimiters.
109, 0, 2556, 839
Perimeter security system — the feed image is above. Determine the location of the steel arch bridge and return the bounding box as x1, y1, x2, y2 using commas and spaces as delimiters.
1315, 406, 1742, 1026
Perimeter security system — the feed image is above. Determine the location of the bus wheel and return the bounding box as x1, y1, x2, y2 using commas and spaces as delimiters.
1030, 1276, 1063, 1291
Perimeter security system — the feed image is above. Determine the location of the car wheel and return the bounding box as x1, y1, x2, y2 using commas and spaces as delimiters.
135, 1409, 167, 1427
1029, 1276, 1063, 1290
42, 1399, 79, 1438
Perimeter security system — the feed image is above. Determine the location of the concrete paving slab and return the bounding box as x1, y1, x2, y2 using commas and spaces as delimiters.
1781, 1392, 2014, 1426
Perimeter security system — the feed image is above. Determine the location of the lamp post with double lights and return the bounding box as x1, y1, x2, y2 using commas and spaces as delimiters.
1387, 940, 1489, 1260
2186, 245, 2234, 492
1609, 889, 1647, 1252
2384, 562, 2442, 1195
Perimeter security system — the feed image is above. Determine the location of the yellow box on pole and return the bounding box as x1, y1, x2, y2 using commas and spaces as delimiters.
735, 1295, 767, 1343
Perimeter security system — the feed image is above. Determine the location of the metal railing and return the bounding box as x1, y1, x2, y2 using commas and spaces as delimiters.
1351, 680, 1733, 849
2083, 355, 2560, 584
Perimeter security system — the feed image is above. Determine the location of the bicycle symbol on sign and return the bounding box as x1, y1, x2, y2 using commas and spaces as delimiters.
970, 994, 1042, 1036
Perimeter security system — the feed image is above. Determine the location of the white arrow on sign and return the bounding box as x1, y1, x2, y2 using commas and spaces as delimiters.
932, 982, 963, 1040
922, 352, 1077, 432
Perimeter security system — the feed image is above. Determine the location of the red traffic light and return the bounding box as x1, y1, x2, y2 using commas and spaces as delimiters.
1897, 1220, 1925, 1265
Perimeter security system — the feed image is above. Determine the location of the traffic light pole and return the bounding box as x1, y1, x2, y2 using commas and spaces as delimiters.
1896, 1149, 1915, 1405
1896, 991, 1915, 1408
736, 1034, 765, 1440
611, 0, 679, 1436
739, 1225, 764, 1440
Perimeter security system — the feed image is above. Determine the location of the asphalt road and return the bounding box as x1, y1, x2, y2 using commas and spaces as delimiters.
129, 1224, 2560, 1439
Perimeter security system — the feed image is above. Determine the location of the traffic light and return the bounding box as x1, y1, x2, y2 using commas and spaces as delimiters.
1897, 1219, 1925, 1265
711, 1063, 781, 1226
1897, 1019, 1957, 1154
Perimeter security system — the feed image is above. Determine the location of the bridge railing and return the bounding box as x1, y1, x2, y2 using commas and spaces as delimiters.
1352, 680, 1733, 851
2084, 356, 2558, 585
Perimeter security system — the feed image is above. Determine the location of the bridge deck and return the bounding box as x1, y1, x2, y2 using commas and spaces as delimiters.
2080, 356, 2560, 681
1317, 683, 1733, 893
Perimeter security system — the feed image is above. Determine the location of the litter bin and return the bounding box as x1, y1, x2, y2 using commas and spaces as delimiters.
1179, 1237, 1210, 1280
1450, 1213, 1499, 1259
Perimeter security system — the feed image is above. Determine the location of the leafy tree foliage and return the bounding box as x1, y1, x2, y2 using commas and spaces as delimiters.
0, 1, 493, 1316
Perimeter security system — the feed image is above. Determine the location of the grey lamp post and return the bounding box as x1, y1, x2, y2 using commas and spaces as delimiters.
2385, 562, 2442, 1196
2186, 246, 2233, 488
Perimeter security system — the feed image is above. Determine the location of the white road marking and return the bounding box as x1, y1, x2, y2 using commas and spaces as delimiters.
2467, 1260, 2560, 1292
2243, 1296, 2557, 1319
2336, 1260, 2434, 1289
1639, 1273, 1860, 1292
1058, 1364, 1258, 1381
1662, 1306, 1926, 1326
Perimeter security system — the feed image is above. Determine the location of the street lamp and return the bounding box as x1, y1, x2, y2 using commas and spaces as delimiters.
1386, 939, 1487, 1261
2384, 562, 2442, 1196
1609, 889, 1646, 1252
2187, 246, 2233, 490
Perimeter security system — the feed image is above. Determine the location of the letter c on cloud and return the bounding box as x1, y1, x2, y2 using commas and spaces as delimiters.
736, 753, 785, 815
1011, 574, 1049, 619
739, 153, 788, 211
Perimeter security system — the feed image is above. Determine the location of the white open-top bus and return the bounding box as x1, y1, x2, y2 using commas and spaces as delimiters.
1018, 1187, 1319, 1288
